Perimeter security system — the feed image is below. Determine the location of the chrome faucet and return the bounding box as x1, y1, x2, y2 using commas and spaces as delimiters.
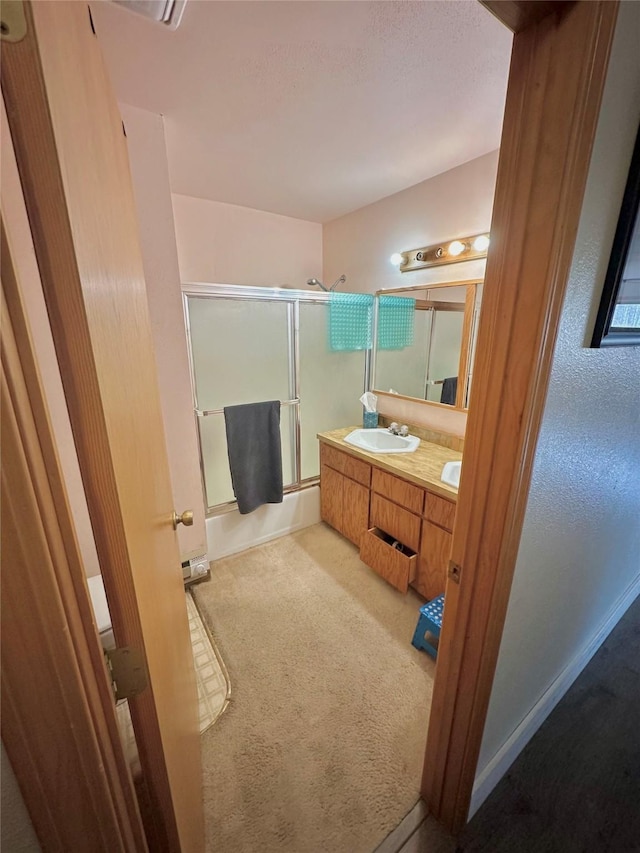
388, 423, 409, 436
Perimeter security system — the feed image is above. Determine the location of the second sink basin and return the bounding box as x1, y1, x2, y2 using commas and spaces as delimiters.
344, 428, 420, 454
441, 460, 462, 489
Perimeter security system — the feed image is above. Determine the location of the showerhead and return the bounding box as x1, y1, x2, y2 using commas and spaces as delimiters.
306, 278, 327, 291
306, 275, 346, 292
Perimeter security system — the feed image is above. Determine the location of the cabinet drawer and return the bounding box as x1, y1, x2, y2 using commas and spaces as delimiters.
320, 443, 346, 474
370, 493, 421, 553
344, 454, 371, 487
371, 468, 424, 514
361, 528, 417, 594
320, 444, 371, 486
424, 492, 456, 532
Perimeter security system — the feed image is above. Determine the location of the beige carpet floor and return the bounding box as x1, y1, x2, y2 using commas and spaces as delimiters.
193, 523, 436, 853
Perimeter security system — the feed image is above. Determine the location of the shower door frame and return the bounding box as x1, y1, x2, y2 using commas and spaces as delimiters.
182, 283, 370, 516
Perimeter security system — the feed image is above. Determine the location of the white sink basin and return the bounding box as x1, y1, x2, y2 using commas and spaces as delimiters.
441, 460, 462, 489
344, 428, 420, 454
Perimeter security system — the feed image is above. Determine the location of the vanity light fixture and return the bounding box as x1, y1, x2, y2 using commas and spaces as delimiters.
447, 240, 466, 257
473, 234, 491, 252
397, 232, 491, 273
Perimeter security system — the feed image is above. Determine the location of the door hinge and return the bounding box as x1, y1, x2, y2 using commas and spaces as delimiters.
104, 646, 149, 701
448, 560, 462, 584
1, 1, 27, 43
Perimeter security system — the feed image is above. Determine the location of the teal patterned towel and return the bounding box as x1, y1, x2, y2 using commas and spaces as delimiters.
378, 295, 416, 350
329, 293, 374, 351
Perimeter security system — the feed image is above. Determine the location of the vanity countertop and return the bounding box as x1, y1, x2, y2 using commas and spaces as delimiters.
318, 427, 462, 501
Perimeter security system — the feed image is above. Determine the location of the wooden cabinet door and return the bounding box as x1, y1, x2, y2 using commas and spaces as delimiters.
320, 464, 343, 531
342, 477, 370, 548
2, 3, 203, 849
416, 521, 452, 600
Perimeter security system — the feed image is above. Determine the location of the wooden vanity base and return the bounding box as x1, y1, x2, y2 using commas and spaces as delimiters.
319, 440, 457, 599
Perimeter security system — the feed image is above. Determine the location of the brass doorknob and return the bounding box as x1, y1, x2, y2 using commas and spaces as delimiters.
172, 509, 194, 529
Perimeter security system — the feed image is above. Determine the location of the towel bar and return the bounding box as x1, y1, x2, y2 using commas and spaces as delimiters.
196, 399, 299, 417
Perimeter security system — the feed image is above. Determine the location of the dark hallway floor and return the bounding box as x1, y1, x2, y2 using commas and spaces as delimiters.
378, 593, 640, 853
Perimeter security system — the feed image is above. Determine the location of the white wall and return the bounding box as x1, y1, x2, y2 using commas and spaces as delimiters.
122, 104, 207, 560
472, 2, 640, 813
323, 151, 498, 434
172, 193, 323, 287
323, 150, 498, 294
1, 743, 41, 853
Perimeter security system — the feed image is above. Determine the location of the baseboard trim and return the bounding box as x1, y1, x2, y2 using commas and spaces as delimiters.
469, 572, 640, 819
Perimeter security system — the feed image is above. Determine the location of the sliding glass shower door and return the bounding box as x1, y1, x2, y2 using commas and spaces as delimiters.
298, 302, 363, 479
184, 285, 366, 513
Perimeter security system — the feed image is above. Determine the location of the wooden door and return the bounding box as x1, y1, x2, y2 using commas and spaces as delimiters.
1, 3, 204, 851
2, 219, 147, 853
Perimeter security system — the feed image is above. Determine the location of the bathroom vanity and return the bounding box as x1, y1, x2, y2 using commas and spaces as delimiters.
318, 427, 461, 599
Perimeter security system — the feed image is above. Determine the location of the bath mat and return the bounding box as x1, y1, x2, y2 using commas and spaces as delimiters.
186, 589, 231, 733
115, 590, 230, 775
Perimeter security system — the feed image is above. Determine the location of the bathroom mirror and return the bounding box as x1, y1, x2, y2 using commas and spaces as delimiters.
371, 280, 482, 410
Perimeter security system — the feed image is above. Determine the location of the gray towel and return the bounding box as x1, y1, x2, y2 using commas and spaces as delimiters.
224, 401, 283, 515
440, 377, 458, 406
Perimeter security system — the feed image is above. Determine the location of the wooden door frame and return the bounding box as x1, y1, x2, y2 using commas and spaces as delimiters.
1, 218, 147, 852
421, 0, 619, 832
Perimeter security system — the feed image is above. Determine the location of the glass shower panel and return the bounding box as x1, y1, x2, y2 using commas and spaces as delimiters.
199, 408, 295, 508
299, 302, 365, 480
187, 296, 291, 410
426, 310, 465, 403
199, 415, 234, 507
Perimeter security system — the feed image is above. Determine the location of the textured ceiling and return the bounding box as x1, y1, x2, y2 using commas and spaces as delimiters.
92, 1, 512, 223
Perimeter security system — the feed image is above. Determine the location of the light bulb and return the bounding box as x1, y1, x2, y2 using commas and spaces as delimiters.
473, 235, 490, 252
448, 240, 465, 257
390, 252, 404, 266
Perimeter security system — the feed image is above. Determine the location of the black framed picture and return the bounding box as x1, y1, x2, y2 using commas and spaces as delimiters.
591, 122, 640, 347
